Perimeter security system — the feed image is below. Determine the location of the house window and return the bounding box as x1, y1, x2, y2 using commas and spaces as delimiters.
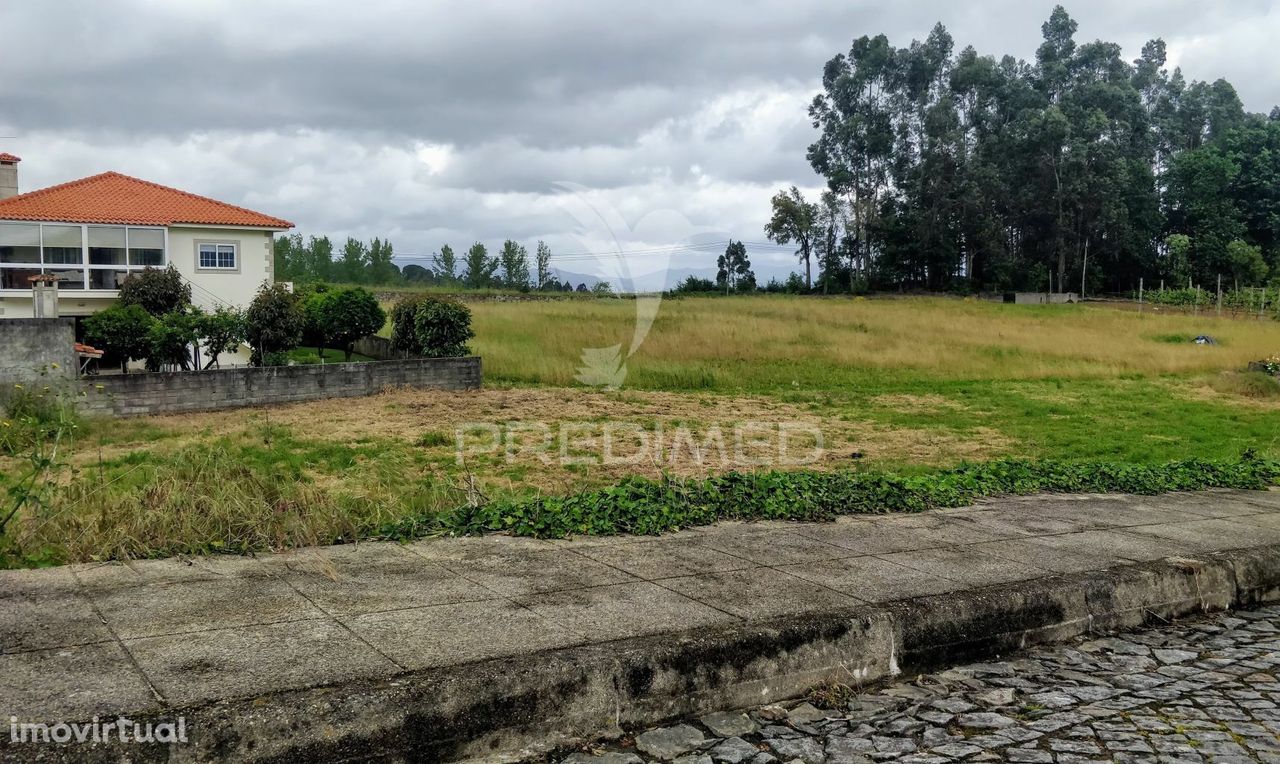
198, 243, 237, 270
0, 222, 166, 291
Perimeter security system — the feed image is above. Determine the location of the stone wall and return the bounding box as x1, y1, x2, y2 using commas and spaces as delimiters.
78, 357, 481, 417
351, 335, 405, 361
0, 318, 76, 383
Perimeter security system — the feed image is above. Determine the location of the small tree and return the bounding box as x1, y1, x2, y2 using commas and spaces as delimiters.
145, 309, 201, 371
198, 306, 247, 369
316, 287, 386, 360
389, 296, 425, 355
592, 281, 614, 296
119, 265, 191, 317
245, 282, 304, 366
1228, 239, 1269, 285
413, 298, 474, 357
83, 304, 155, 373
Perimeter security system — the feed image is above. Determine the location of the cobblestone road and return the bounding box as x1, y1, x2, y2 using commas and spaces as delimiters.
551, 605, 1280, 764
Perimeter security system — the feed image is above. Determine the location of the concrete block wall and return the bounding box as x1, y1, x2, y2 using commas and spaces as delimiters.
78, 357, 481, 417
0, 318, 76, 383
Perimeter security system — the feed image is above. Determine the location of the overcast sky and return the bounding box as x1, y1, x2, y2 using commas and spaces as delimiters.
3, 0, 1278, 283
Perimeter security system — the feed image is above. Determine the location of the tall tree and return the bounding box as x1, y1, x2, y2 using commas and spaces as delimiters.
432, 244, 458, 284
462, 242, 499, 289
716, 240, 754, 294
498, 240, 531, 290
338, 238, 368, 284
764, 187, 819, 290
367, 237, 399, 284
535, 241, 553, 290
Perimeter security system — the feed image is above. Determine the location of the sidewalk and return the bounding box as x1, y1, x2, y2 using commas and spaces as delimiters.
5, 488, 1280, 761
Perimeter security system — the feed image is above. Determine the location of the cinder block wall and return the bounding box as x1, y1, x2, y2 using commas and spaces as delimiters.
0, 318, 76, 383
78, 357, 481, 417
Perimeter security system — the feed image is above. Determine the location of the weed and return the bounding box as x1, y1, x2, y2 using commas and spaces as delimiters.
416, 431, 452, 448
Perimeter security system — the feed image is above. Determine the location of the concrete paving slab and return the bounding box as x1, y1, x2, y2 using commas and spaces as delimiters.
347, 599, 584, 669
576, 539, 757, 580
70, 555, 269, 589
1134, 488, 1280, 517
0, 642, 158, 718
791, 512, 1006, 556
697, 527, 852, 566
950, 506, 1103, 537
777, 556, 961, 602
0, 567, 113, 653
4, 488, 1280, 764
264, 543, 495, 615
965, 536, 1123, 573
86, 576, 329, 640
516, 582, 733, 640
661, 568, 864, 619
422, 548, 637, 597
1125, 518, 1280, 552
125, 618, 397, 705
968, 530, 1199, 573
1043, 499, 1211, 529
877, 546, 1050, 587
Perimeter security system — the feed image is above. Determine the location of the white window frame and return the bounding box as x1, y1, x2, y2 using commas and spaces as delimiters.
0, 221, 167, 292
196, 241, 238, 272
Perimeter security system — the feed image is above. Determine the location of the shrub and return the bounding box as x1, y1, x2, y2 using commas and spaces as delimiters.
145, 309, 202, 371
304, 286, 385, 360
83, 304, 155, 373
245, 282, 304, 366
198, 306, 247, 369
389, 296, 425, 355
412, 297, 474, 357
118, 265, 192, 317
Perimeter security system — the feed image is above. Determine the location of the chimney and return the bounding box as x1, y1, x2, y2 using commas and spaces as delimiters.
0, 153, 19, 199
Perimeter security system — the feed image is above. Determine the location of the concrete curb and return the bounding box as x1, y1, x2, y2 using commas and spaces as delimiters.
5, 545, 1280, 763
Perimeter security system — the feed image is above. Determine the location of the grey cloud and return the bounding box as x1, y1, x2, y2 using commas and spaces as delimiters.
2, 1, 1278, 283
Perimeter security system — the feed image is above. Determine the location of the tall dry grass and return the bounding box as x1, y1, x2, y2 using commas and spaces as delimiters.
472, 296, 1280, 389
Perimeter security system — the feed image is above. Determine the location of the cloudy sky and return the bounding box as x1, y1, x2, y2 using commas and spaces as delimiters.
3, 0, 1278, 284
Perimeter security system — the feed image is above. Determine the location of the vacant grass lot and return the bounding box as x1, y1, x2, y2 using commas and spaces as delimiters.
5, 295, 1280, 563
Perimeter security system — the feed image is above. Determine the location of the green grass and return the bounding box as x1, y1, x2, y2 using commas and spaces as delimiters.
5, 294, 1280, 565
285, 346, 376, 365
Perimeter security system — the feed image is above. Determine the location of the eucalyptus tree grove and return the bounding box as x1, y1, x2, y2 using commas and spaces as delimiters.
791, 5, 1280, 293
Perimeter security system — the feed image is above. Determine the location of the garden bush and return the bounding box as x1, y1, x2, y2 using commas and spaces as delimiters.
83, 303, 155, 373
245, 282, 304, 366
118, 265, 192, 316
390, 295, 474, 357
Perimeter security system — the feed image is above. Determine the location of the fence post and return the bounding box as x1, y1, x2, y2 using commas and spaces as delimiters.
1217, 274, 1222, 316
1138, 277, 1144, 315
1263, 287, 1269, 321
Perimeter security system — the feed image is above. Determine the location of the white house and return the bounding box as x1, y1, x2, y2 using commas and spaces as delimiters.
0, 154, 293, 319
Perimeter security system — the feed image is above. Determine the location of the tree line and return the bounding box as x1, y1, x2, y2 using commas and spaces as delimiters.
274, 234, 607, 293
765, 6, 1280, 295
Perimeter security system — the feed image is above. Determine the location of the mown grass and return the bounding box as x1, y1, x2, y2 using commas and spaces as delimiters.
4, 295, 1280, 565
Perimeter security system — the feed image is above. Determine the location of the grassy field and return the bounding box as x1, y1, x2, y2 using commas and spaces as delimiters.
5, 295, 1280, 563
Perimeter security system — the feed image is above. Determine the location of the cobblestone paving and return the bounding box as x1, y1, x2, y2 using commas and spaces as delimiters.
551, 605, 1280, 763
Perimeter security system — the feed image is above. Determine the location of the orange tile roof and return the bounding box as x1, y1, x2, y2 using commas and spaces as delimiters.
0, 153, 21, 163
0, 171, 293, 228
